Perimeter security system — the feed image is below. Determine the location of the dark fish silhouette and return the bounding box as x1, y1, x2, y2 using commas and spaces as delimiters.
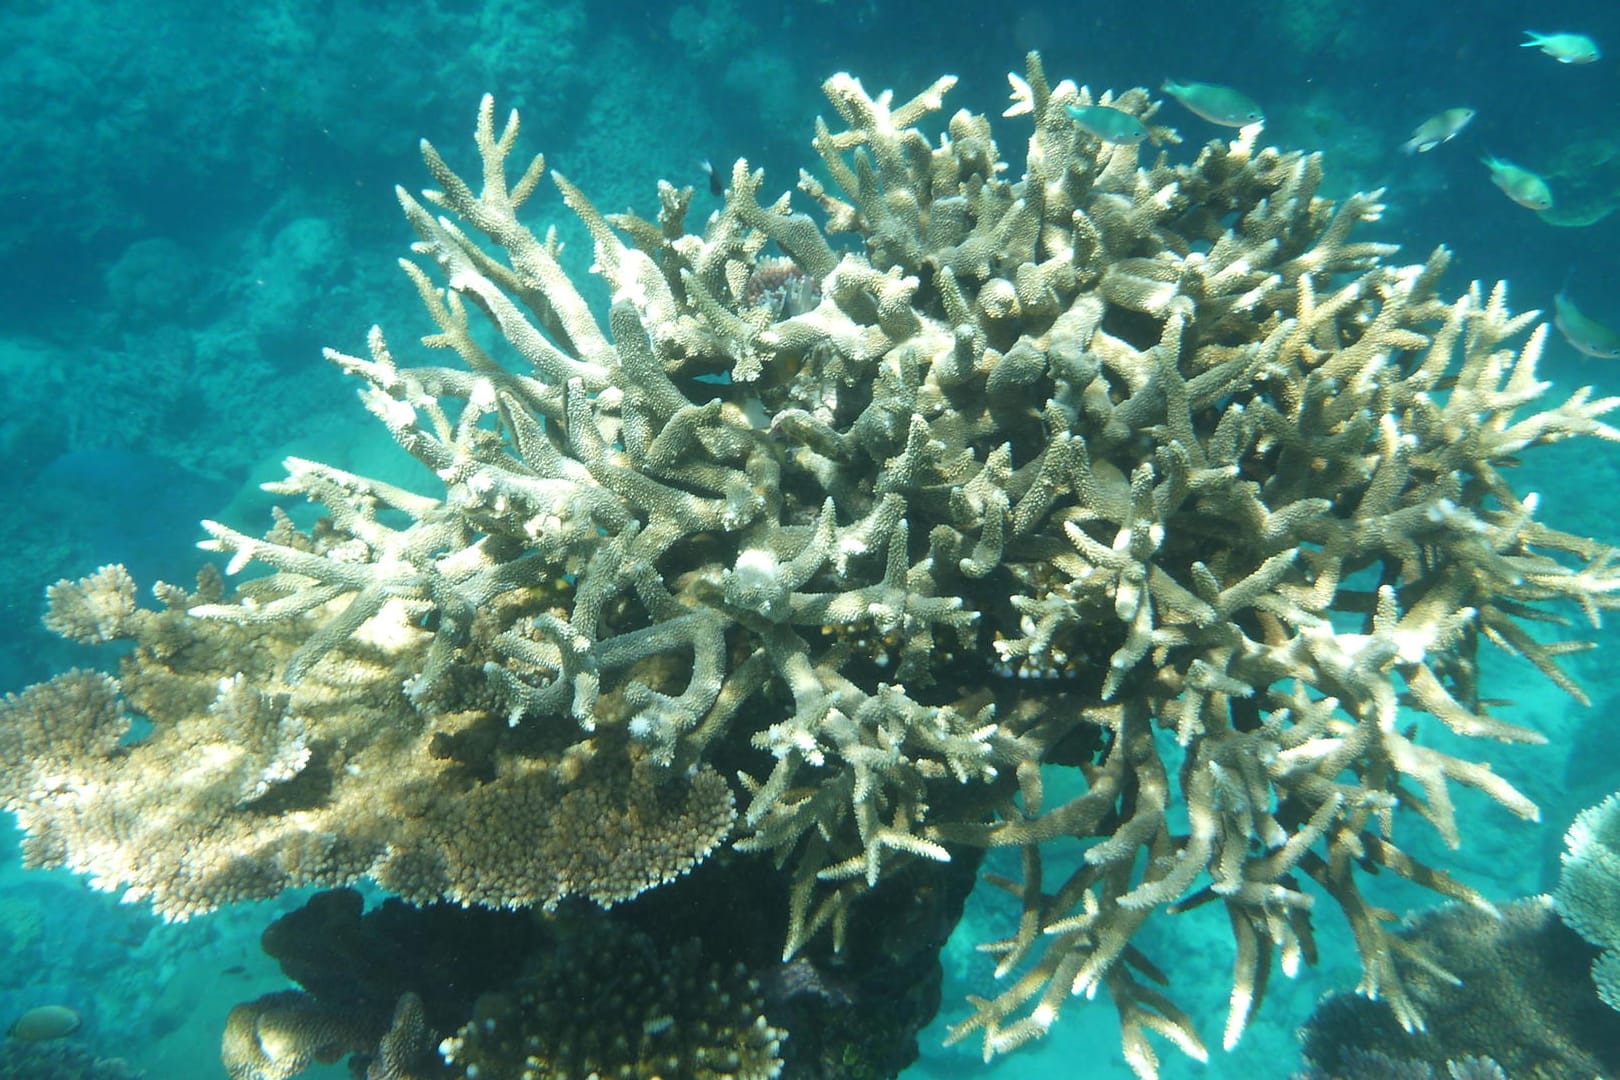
701, 159, 724, 196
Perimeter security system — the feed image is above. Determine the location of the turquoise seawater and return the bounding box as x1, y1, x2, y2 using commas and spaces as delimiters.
1, 2, 1617, 1077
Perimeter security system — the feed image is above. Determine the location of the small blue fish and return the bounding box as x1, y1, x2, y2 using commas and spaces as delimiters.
1400, 108, 1475, 155
1521, 31, 1600, 64
1160, 80, 1264, 127
1482, 156, 1553, 211
1554, 289, 1620, 358
1064, 104, 1149, 144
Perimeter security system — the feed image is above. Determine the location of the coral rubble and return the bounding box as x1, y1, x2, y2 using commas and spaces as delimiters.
4, 53, 1620, 1077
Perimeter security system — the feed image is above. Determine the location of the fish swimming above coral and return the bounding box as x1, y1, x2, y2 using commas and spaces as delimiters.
700, 158, 725, 196
1159, 78, 1263, 126
1483, 155, 1554, 210
1554, 288, 1620, 358
1522, 30, 1601, 64
1065, 103, 1148, 144
1400, 107, 1474, 154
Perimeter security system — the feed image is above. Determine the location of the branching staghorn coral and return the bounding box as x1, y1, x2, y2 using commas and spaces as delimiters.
3, 52, 1620, 1077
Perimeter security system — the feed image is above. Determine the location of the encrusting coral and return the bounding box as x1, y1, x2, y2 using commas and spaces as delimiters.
3, 52, 1620, 1077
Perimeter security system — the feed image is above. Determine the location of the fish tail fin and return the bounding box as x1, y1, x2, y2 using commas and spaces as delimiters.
1520, 32, 1542, 46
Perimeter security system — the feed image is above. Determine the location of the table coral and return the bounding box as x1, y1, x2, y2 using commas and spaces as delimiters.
3, 52, 1620, 1078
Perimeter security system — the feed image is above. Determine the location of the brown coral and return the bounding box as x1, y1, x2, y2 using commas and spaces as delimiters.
438, 919, 785, 1080
374, 751, 736, 911
1, 569, 732, 919
367, 993, 434, 1080
221, 990, 371, 1080
221, 987, 434, 1080
41, 563, 137, 644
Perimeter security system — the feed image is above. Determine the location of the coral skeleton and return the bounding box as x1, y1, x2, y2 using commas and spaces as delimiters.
3, 53, 1620, 1077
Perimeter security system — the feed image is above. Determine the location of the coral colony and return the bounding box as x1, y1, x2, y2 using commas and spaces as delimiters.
4, 54, 1620, 1079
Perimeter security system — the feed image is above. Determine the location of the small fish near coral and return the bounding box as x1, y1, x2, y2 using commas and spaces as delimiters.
1159, 78, 1263, 126
1482, 155, 1553, 210
1064, 103, 1149, 144
700, 158, 725, 197
1521, 30, 1601, 64
1400, 107, 1474, 154
1554, 289, 1620, 359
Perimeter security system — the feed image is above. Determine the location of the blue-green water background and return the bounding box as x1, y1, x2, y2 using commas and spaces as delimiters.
1, 1, 1618, 1075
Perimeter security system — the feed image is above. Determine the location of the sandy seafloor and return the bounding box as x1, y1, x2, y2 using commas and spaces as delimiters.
2, 1, 1619, 1076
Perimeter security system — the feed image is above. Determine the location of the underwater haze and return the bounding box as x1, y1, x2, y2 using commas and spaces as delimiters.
1, 1, 1619, 1078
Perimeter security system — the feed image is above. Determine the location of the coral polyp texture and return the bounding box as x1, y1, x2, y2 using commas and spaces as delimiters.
4, 52, 1620, 1077
1555, 790, 1620, 1010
